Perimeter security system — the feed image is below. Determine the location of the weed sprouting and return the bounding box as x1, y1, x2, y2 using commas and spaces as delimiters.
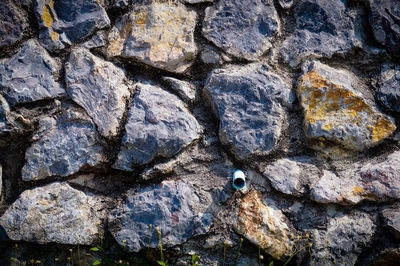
156, 227, 169, 266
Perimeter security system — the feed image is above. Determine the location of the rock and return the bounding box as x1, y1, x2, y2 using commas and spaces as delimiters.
109, 180, 214, 252
0, 0, 27, 48
113, 83, 201, 171
202, 0, 280, 60
311, 212, 375, 265
183, 0, 213, 4
377, 66, 400, 112
381, 206, 400, 240
200, 45, 224, 65
0, 182, 107, 245
311, 151, 400, 204
367, 0, 400, 53
203, 63, 290, 161
297, 60, 396, 157
279, 0, 293, 9
0, 95, 10, 134
21, 110, 106, 181
263, 157, 321, 196
65, 48, 131, 138
0, 164, 2, 200
107, 1, 197, 73
234, 190, 296, 260
281, 0, 362, 67
0, 39, 65, 105
369, 249, 400, 266
34, 0, 110, 51
163, 77, 197, 104
82, 30, 107, 49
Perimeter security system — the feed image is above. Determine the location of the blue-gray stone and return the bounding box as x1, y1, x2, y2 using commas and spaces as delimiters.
0, 39, 65, 105
113, 83, 201, 171
377, 66, 400, 112
203, 63, 290, 161
109, 180, 214, 252
0, 0, 27, 48
0, 95, 10, 134
382, 206, 400, 240
202, 0, 280, 60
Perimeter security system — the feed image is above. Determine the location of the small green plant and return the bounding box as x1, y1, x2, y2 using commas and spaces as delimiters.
284, 235, 313, 266
234, 238, 244, 266
325, 240, 330, 266
223, 241, 228, 266
148, 224, 153, 248
191, 254, 200, 266
69, 248, 74, 266
306, 234, 313, 266
156, 227, 169, 266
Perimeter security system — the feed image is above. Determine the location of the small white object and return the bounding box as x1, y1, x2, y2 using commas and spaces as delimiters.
233, 170, 246, 190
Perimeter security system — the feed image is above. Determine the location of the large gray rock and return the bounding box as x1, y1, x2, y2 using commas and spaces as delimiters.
311, 151, 400, 205
367, 0, 400, 53
109, 180, 214, 252
281, 0, 362, 67
202, 0, 280, 60
22, 111, 106, 181
0, 0, 27, 48
162, 77, 197, 104
0, 182, 107, 245
297, 60, 396, 158
263, 157, 321, 196
107, 1, 197, 73
382, 206, 400, 240
203, 63, 290, 161
377, 66, 400, 113
34, 0, 110, 51
65, 48, 131, 138
113, 83, 201, 171
0, 39, 64, 105
310, 212, 376, 265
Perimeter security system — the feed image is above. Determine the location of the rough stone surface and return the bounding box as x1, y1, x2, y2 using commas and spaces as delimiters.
109, 180, 213, 252
0, 39, 64, 105
311, 151, 400, 204
22, 111, 106, 181
279, 0, 293, 9
163, 77, 197, 104
381, 206, 400, 240
65, 48, 131, 138
0, 182, 107, 245
0, 95, 10, 134
0, 164, 2, 200
377, 66, 400, 112
263, 157, 321, 196
204, 63, 290, 161
113, 83, 201, 170
311, 212, 375, 265
298, 61, 396, 156
367, 0, 400, 53
34, 0, 110, 51
281, 0, 362, 67
202, 0, 280, 60
107, 1, 197, 73
183, 0, 213, 4
0, 0, 27, 48
234, 190, 296, 260
200, 44, 224, 65
82, 30, 107, 49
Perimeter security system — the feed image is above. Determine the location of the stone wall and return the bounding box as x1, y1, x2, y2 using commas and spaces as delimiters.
0, 0, 399, 265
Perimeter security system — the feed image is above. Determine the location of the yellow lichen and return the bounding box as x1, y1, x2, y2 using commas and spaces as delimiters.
50, 30, 59, 40
42, 5, 53, 28
353, 186, 366, 195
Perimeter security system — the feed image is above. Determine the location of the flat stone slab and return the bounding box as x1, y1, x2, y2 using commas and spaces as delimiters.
203, 63, 290, 161
22, 111, 106, 181
0, 182, 107, 245
297, 60, 396, 157
281, 0, 362, 67
65, 48, 130, 138
107, 1, 197, 73
202, 0, 279, 60
0, 39, 65, 105
113, 83, 201, 171
34, 0, 110, 51
0, 0, 27, 48
109, 180, 213, 252
311, 151, 400, 205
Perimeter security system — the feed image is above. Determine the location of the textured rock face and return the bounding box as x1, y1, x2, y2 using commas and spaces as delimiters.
263, 157, 321, 196
377, 66, 400, 112
65, 48, 131, 138
107, 1, 197, 73
113, 83, 201, 171
0, 95, 10, 134
0, 39, 64, 105
281, 0, 361, 67
0, 0, 27, 48
382, 206, 400, 240
298, 61, 396, 156
163, 77, 197, 104
202, 0, 279, 60
0, 182, 107, 245
235, 190, 295, 260
367, 0, 400, 53
34, 0, 110, 51
311, 151, 400, 204
311, 212, 375, 265
109, 180, 213, 252
22, 111, 106, 181
204, 63, 290, 161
